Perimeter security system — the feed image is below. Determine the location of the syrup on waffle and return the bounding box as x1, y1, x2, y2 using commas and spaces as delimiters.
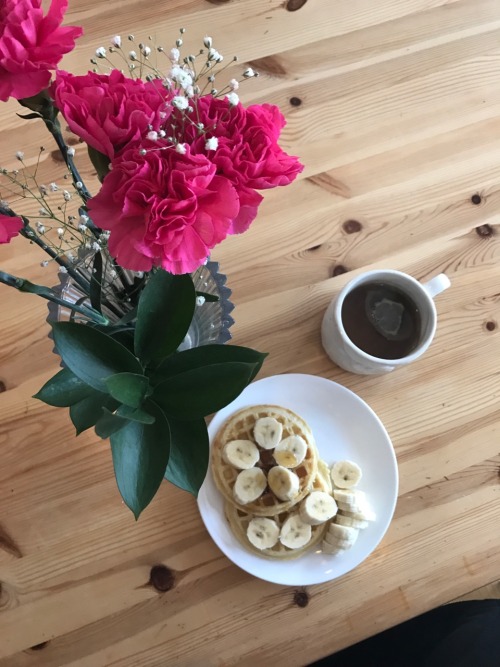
211, 405, 318, 516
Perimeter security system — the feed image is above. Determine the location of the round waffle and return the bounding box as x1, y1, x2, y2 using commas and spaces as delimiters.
211, 405, 318, 516
224, 501, 328, 560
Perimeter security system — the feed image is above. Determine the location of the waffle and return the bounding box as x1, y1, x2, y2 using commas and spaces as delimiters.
224, 501, 328, 560
211, 405, 318, 516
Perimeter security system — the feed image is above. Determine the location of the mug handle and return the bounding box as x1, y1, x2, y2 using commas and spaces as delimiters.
422, 273, 451, 299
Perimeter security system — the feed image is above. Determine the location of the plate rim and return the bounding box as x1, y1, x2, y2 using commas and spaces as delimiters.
198, 373, 399, 586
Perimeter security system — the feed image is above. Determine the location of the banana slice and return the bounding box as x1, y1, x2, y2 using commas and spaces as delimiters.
267, 465, 300, 501
340, 500, 376, 523
335, 514, 369, 530
333, 488, 366, 511
322, 540, 344, 555
223, 440, 260, 470
299, 491, 338, 525
274, 435, 307, 468
247, 517, 280, 550
325, 523, 359, 548
279, 514, 312, 549
318, 459, 333, 494
331, 460, 362, 489
233, 468, 267, 505
323, 537, 356, 552
253, 417, 283, 450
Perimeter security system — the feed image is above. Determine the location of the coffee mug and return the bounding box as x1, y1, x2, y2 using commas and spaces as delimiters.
321, 270, 451, 374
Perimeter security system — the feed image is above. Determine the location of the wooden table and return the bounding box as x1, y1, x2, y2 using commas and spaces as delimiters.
1, 1, 500, 665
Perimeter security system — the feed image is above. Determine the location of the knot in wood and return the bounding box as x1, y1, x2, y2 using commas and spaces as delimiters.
293, 589, 309, 607
332, 265, 348, 277
286, 0, 309, 11
290, 97, 302, 107
149, 565, 176, 592
475, 224, 493, 238
31, 641, 50, 651
471, 194, 482, 205
50, 149, 65, 163
0, 380, 5, 393
485, 320, 496, 332
342, 219, 362, 234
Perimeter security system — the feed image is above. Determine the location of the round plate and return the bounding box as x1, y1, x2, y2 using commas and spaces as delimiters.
198, 374, 398, 586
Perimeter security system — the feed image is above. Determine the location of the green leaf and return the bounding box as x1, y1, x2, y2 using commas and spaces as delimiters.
118, 306, 138, 325
117, 404, 155, 424
88, 145, 110, 183
134, 270, 195, 365
110, 330, 135, 353
69, 393, 119, 435
33, 368, 93, 407
51, 321, 143, 392
152, 345, 267, 385
165, 416, 209, 496
110, 402, 170, 519
19, 89, 58, 122
89, 251, 103, 313
105, 372, 149, 408
17, 112, 42, 120
153, 362, 257, 420
95, 408, 129, 439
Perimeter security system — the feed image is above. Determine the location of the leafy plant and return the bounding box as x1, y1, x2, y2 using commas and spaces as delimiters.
34, 269, 267, 518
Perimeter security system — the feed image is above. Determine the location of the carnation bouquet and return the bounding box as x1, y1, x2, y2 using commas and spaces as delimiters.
0, 0, 303, 517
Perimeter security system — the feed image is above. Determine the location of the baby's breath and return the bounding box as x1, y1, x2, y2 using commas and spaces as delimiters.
89, 30, 259, 156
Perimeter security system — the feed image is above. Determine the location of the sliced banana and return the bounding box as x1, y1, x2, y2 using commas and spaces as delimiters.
279, 514, 312, 549
324, 536, 357, 552
340, 500, 376, 523
318, 459, 333, 494
233, 468, 267, 505
253, 417, 283, 450
274, 435, 307, 468
267, 465, 300, 501
299, 491, 338, 525
325, 523, 359, 548
335, 514, 369, 530
223, 439, 260, 469
247, 517, 280, 550
322, 541, 344, 555
331, 460, 362, 489
333, 488, 366, 511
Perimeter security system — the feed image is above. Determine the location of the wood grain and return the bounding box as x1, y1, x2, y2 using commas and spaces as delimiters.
1, 1, 500, 665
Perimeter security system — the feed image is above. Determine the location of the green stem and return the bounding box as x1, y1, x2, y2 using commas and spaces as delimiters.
0, 270, 109, 326
20, 223, 90, 293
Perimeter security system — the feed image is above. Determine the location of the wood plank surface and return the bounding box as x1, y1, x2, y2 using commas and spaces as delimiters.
1, 1, 500, 665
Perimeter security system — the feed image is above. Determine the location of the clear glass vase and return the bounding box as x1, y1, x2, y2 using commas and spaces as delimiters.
47, 257, 235, 349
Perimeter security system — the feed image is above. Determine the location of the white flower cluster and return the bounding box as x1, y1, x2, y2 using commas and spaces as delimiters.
90, 30, 259, 159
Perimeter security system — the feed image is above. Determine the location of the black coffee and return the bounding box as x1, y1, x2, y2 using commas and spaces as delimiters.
341, 282, 421, 360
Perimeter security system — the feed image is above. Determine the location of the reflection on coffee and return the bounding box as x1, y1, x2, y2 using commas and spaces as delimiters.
341, 282, 421, 360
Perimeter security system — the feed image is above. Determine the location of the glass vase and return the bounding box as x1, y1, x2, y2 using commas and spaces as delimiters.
47, 256, 234, 349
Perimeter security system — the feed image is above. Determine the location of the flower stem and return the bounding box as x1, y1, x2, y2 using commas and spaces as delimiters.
0, 270, 109, 326
44, 117, 91, 200
20, 222, 90, 292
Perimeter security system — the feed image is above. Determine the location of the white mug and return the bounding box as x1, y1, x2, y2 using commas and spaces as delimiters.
321, 270, 451, 375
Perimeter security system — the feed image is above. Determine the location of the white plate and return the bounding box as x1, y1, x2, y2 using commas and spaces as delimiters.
198, 374, 398, 586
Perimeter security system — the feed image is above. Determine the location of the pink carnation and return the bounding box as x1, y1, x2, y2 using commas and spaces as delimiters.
51, 70, 170, 160
0, 215, 23, 244
88, 145, 240, 274
187, 97, 303, 189
182, 96, 302, 232
0, 0, 82, 102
